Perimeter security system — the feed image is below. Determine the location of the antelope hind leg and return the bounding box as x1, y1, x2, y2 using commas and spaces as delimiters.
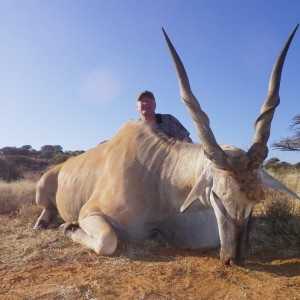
34, 205, 57, 229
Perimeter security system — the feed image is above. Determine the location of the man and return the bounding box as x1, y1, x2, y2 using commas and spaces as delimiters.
137, 90, 192, 143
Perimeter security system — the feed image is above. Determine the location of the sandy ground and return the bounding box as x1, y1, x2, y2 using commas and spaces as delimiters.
0, 215, 299, 300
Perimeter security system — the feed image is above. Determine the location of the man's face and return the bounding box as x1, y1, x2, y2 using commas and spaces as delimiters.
137, 95, 156, 118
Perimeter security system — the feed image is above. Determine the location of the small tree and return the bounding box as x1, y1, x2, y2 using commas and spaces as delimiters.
0, 147, 18, 155
264, 157, 280, 169
272, 115, 300, 152
21, 145, 32, 151
41, 145, 63, 153
40, 145, 63, 159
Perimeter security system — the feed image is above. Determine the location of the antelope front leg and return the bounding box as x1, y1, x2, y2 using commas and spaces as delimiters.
60, 215, 118, 255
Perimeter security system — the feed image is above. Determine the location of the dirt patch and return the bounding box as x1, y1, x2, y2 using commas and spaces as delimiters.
0, 215, 299, 300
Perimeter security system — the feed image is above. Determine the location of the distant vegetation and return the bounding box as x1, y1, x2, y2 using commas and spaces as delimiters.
0, 145, 84, 182
263, 157, 300, 172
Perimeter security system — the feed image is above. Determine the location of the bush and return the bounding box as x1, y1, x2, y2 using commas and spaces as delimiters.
264, 157, 300, 172
263, 198, 300, 241
5, 155, 32, 168
264, 158, 293, 172
0, 157, 21, 182
294, 162, 300, 170
49, 153, 70, 165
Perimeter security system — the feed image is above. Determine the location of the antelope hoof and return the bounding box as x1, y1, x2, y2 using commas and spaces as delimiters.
34, 220, 49, 230
59, 222, 79, 235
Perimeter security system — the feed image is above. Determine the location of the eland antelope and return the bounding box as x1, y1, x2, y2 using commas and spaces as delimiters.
34, 25, 299, 265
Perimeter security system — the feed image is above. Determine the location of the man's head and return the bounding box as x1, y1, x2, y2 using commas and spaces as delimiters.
137, 90, 156, 121
137, 90, 155, 102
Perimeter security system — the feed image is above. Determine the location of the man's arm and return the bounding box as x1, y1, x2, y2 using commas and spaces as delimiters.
168, 114, 193, 143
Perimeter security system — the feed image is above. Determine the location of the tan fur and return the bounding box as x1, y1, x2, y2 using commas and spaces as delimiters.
34, 119, 298, 263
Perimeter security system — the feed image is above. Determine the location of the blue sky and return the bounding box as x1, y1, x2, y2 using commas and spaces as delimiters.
0, 0, 299, 163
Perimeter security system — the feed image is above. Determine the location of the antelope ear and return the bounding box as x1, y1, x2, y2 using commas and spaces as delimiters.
180, 169, 212, 212
260, 170, 300, 200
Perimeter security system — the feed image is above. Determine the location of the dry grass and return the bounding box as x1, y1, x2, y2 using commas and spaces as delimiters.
1, 214, 300, 300
0, 180, 37, 215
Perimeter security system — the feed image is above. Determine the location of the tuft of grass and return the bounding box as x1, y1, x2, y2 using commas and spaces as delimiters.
262, 196, 300, 237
